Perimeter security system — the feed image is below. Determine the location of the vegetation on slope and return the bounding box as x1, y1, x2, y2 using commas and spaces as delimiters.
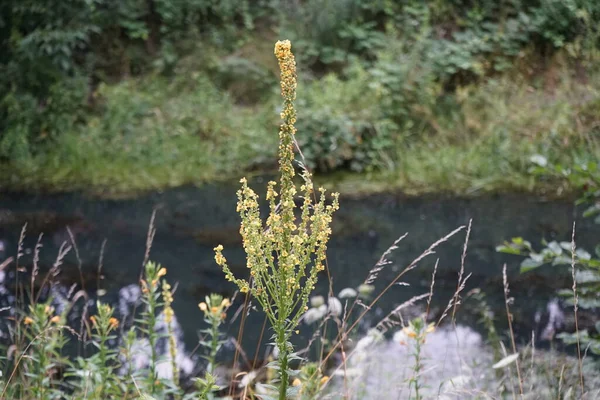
1, 1, 599, 195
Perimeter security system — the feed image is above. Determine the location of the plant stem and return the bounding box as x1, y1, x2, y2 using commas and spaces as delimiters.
208, 316, 220, 374
277, 329, 289, 400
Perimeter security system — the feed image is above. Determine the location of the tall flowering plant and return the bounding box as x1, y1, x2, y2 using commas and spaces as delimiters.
213, 40, 339, 399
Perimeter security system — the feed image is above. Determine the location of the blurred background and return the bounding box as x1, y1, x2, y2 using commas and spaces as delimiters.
0, 0, 598, 194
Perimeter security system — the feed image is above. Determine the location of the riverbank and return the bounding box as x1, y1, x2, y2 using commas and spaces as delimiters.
1, 42, 598, 199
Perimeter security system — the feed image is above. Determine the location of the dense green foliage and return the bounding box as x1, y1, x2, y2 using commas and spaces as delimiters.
1, 0, 599, 194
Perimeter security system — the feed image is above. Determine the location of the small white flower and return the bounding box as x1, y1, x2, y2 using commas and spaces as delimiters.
328, 297, 343, 317
310, 295, 325, 307
303, 304, 328, 324
338, 288, 357, 299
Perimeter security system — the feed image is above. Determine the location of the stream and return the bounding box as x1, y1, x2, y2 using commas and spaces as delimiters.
0, 179, 595, 373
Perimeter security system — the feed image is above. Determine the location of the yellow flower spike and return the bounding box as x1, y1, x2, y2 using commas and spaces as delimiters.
23, 317, 33, 325
292, 378, 302, 387
213, 41, 339, 396
198, 302, 207, 312
50, 315, 60, 324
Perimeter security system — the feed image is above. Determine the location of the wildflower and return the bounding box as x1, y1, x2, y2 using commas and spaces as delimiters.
403, 326, 417, 338
338, 288, 358, 299
157, 267, 167, 278
44, 305, 54, 315
109, 317, 119, 329
23, 317, 33, 325
292, 378, 302, 386
211, 306, 219, 315
198, 302, 207, 312
320, 376, 329, 386
50, 315, 60, 324
328, 297, 343, 317
213, 40, 339, 396
310, 295, 325, 307
221, 298, 230, 308
90, 315, 97, 325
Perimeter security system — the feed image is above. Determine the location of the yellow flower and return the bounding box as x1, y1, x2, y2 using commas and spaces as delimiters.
157, 267, 167, 278
292, 378, 302, 387
403, 326, 417, 338
23, 317, 33, 325
109, 317, 119, 329
50, 315, 60, 324
211, 306, 219, 315
198, 302, 207, 312
320, 376, 329, 386
90, 316, 97, 325
221, 298, 231, 308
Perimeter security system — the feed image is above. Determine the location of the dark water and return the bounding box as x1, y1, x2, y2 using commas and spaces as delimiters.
0, 180, 594, 357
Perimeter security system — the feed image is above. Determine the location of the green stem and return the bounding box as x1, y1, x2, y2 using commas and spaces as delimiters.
99, 331, 108, 397
208, 317, 219, 374
277, 329, 289, 400
413, 340, 422, 400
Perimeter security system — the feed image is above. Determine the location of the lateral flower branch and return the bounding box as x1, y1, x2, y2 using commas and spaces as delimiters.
213, 40, 339, 399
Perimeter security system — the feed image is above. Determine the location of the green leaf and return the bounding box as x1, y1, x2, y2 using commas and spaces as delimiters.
520, 258, 543, 272
576, 248, 591, 260
547, 241, 562, 255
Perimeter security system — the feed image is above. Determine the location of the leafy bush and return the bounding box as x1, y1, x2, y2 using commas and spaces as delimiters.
296, 69, 395, 172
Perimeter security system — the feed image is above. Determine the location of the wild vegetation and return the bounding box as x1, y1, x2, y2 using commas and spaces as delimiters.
1, 0, 599, 195
0, 39, 598, 400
